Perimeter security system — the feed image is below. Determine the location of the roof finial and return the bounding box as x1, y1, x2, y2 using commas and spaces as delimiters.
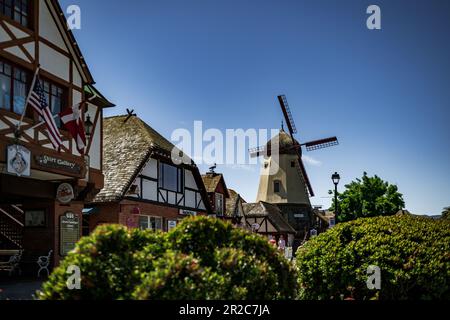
209, 163, 217, 174
124, 108, 137, 123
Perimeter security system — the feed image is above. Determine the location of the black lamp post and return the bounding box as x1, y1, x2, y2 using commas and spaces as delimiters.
332, 172, 340, 224
84, 114, 93, 138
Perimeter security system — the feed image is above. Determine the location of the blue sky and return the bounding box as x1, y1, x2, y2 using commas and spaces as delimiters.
60, 0, 450, 215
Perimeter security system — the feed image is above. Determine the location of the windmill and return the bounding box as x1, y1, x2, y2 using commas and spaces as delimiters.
250, 95, 339, 198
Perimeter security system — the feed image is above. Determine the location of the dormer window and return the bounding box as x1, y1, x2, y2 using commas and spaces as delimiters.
0, 0, 31, 28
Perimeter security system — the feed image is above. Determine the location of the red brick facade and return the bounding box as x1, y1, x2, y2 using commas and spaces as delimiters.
89, 200, 206, 234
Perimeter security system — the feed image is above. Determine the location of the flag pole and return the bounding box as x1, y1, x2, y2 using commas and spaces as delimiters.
15, 65, 40, 137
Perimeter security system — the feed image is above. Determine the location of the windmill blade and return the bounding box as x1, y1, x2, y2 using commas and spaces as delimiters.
249, 145, 267, 158
278, 95, 298, 137
296, 156, 315, 197
303, 137, 339, 152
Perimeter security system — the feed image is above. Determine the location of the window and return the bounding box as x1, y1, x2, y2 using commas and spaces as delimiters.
0, 0, 31, 28
159, 162, 183, 193
0, 59, 67, 121
139, 216, 162, 231
274, 180, 281, 193
0, 60, 28, 114
42, 79, 65, 128
291, 161, 296, 168
215, 193, 224, 216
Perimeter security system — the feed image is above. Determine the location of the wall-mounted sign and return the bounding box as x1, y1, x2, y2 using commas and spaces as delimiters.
179, 209, 197, 216
57, 183, 75, 204
60, 212, 80, 256
168, 220, 177, 231
126, 216, 138, 228
251, 223, 261, 232
7, 145, 31, 177
294, 213, 305, 219
35, 155, 81, 175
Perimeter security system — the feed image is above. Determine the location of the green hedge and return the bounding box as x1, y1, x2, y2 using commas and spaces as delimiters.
295, 215, 450, 300
38, 216, 297, 300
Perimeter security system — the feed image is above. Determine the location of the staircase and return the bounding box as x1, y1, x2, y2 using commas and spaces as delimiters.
0, 206, 24, 250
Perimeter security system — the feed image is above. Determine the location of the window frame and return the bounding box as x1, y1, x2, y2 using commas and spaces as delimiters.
274, 180, 281, 193
41, 78, 67, 128
215, 193, 224, 216
0, 59, 31, 116
0, 0, 33, 29
158, 162, 184, 193
0, 58, 68, 126
138, 215, 163, 232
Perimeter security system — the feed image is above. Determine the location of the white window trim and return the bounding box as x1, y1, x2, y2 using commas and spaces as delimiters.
139, 215, 163, 231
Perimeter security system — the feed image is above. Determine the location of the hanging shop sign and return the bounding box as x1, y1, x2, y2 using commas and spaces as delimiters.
60, 212, 80, 256
56, 183, 75, 204
7, 145, 31, 177
35, 155, 81, 175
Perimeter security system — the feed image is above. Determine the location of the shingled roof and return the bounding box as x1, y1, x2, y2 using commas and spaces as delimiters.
243, 202, 296, 234
201, 173, 230, 197
93, 115, 202, 204
225, 189, 246, 217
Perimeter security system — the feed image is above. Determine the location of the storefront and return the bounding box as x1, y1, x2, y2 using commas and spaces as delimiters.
0, 0, 113, 273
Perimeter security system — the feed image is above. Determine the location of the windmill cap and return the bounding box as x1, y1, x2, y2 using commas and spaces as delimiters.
265, 129, 299, 155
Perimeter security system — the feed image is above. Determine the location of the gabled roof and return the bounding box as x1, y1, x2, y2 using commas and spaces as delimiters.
47, 0, 95, 84
225, 189, 246, 218
243, 202, 296, 234
201, 173, 230, 197
84, 85, 115, 108
93, 116, 209, 210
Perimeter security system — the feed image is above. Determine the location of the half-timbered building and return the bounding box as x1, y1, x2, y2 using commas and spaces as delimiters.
86, 115, 212, 233
201, 170, 230, 218
0, 0, 113, 270
242, 201, 296, 246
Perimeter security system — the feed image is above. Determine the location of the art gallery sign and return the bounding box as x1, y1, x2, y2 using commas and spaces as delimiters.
35, 155, 82, 175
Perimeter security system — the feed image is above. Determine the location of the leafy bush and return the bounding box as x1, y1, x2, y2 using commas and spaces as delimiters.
38, 216, 297, 300
295, 215, 450, 300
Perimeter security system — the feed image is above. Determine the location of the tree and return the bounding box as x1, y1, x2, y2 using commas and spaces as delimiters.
296, 215, 450, 300
442, 207, 450, 220
330, 172, 405, 223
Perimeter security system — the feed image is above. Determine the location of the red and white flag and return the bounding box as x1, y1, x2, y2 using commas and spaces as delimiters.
59, 103, 87, 154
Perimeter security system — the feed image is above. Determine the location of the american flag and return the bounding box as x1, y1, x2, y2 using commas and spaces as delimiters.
29, 78, 62, 149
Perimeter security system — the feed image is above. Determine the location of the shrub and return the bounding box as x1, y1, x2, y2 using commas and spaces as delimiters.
38, 216, 297, 300
37, 225, 165, 300
295, 215, 450, 300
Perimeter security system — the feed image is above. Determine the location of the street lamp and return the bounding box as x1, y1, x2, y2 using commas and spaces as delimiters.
332, 172, 340, 224
84, 114, 93, 138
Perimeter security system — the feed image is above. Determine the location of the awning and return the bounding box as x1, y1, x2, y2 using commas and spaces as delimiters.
82, 207, 100, 215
